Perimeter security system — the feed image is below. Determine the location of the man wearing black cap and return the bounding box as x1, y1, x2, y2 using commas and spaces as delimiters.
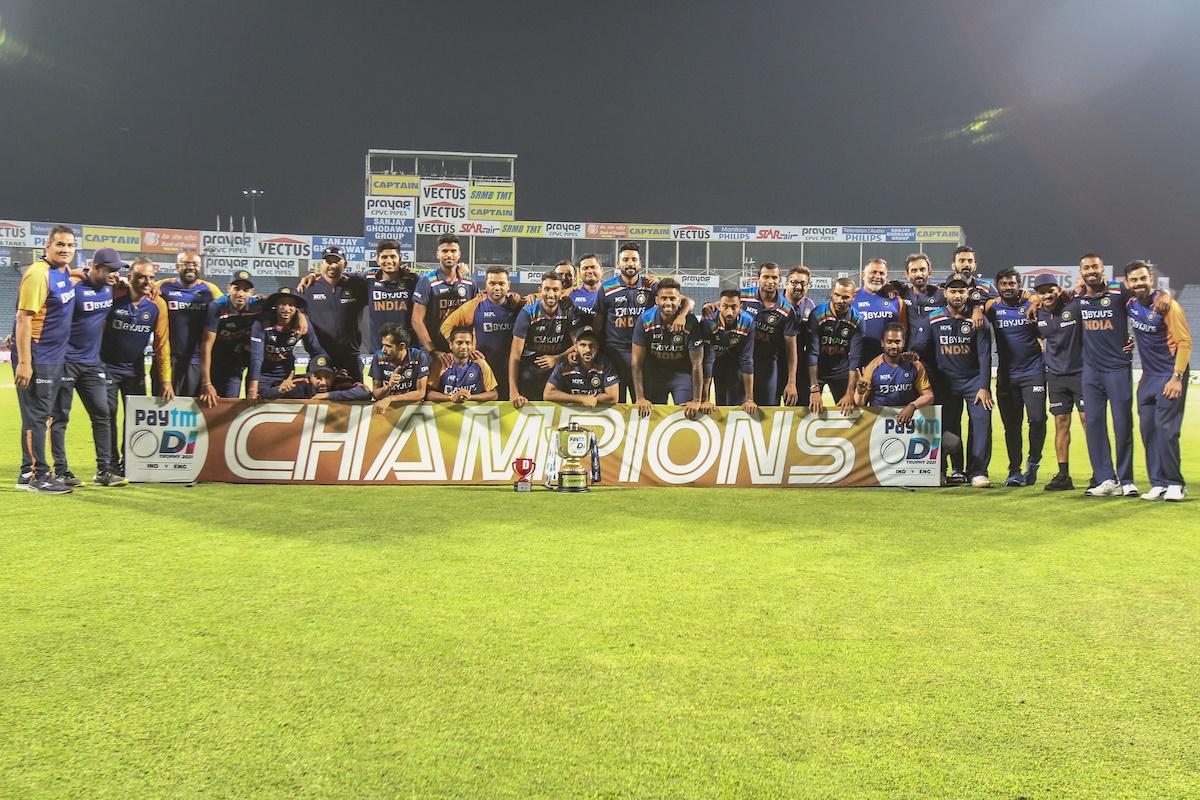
297, 245, 370, 381
199, 270, 264, 406
247, 287, 326, 400
261, 354, 372, 401
927, 275, 994, 488
49, 248, 125, 487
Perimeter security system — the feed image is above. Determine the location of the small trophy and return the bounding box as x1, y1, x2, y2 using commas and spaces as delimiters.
550, 422, 597, 493
512, 457, 535, 492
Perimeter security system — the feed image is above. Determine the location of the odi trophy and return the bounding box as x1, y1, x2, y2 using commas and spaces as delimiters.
546, 421, 600, 492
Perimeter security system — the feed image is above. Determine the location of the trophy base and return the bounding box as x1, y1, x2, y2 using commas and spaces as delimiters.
556, 473, 589, 492
514, 481, 533, 492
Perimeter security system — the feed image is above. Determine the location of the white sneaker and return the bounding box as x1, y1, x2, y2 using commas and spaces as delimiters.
1141, 486, 1167, 501
971, 475, 992, 489
1085, 479, 1120, 497
1120, 483, 1140, 497
1164, 485, 1188, 502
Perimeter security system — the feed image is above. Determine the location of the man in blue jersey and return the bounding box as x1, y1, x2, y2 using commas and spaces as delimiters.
155, 250, 223, 397
367, 324, 430, 408
439, 266, 522, 400
1125, 260, 1192, 502
807, 278, 863, 415
412, 233, 477, 368
510, 272, 582, 408
14, 225, 79, 494
100, 258, 173, 477
297, 245, 370, 380
427, 327, 499, 403
853, 258, 908, 371
544, 329, 620, 406
365, 239, 418, 351
854, 323, 935, 421
49, 248, 123, 487
779, 265, 817, 400
702, 289, 757, 413
894, 253, 945, 365
741, 261, 801, 406
1032, 273, 1088, 491
632, 278, 706, 418
567, 254, 604, 330
263, 355, 373, 402
985, 267, 1047, 487
247, 288, 325, 399
928, 275, 994, 488
596, 242, 692, 402
945, 245, 999, 312
199, 270, 264, 406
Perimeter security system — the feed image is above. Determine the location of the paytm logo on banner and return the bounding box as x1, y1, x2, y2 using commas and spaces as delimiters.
869, 411, 941, 485
0, 220, 33, 248
671, 225, 712, 240
201, 231, 254, 256
713, 225, 754, 241
125, 398, 208, 483
256, 235, 312, 258
365, 196, 416, 219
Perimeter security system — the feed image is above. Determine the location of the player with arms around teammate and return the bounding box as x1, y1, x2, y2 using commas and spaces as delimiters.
1031, 273, 1087, 491
49, 248, 123, 487
297, 246, 370, 380
13, 225, 79, 494
632, 278, 706, 418
808, 278, 863, 415
412, 233, 477, 368
510, 272, 581, 408
928, 275, 994, 488
702, 289, 757, 414
155, 249, 223, 397
427, 327, 499, 403
544, 329, 620, 407
247, 288, 325, 400
740, 261, 801, 406
1125, 260, 1192, 501
852, 258, 908, 371
199, 270, 263, 406
985, 267, 1047, 486
439, 266, 522, 400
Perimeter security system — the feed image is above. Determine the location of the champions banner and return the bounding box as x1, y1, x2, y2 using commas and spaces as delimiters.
123, 399, 943, 488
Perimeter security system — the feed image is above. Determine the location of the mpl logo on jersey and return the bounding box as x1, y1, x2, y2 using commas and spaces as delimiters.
713, 225, 754, 241
125, 398, 208, 482
201, 231, 255, 256
0, 220, 33, 247
83, 226, 142, 252
365, 196, 416, 219
671, 225, 712, 240
755, 226, 803, 241
869, 411, 941, 485
542, 222, 584, 239
256, 234, 312, 259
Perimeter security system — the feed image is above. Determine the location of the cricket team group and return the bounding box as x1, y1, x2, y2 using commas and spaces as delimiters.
12, 226, 1192, 497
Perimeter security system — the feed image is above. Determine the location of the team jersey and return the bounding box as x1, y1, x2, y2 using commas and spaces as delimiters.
1034, 296, 1084, 376
412, 269, 477, 352
985, 298, 1044, 381
898, 283, 945, 357
739, 289, 800, 360
567, 286, 600, 330
100, 292, 171, 382
513, 301, 581, 360
788, 295, 817, 366
852, 287, 908, 367
598, 275, 659, 350
16, 259, 76, 364
205, 296, 265, 363
248, 313, 326, 383
859, 355, 931, 407
703, 310, 756, 375
946, 275, 999, 312
429, 358, 498, 396
261, 375, 372, 402
369, 348, 431, 396
1078, 281, 1134, 372
157, 278, 223, 365
547, 356, 620, 395
439, 294, 521, 374
300, 274, 369, 357
808, 303, 863, 379
366, 272, 419, 351
65, 278, 114, 363
632, 308, 705, 373
1126, 292, 1193, 376
928, 308, 992, 393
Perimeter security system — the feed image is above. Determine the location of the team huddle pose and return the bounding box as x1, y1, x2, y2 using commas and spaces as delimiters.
13, 227, 1192, 498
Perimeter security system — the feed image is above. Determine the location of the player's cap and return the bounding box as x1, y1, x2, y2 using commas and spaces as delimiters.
1030, 271, 1060, 289
230, 270, 255, 288
308, 355, 335, 375
574, 327, 601, 344
321, 245, 347, 261
943, 275, 970, 289
266, 287, 307, 310
91, 248, 126, 271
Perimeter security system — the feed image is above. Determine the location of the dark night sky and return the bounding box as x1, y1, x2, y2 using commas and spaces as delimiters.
3, 0, 1199, 281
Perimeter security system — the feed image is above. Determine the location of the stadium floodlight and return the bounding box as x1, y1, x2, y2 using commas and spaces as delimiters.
242, 188, 264, 233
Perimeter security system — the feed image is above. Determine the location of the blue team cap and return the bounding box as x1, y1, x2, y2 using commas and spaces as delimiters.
91, 248, 126, 271
266, 287, 306, 310
1031, 271, 1059, 289
230, 270, 254, 288
943, 275, 970, 289
308, 355, 334, 375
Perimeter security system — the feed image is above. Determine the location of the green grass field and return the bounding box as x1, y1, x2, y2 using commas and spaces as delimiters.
1, 384, 1198, 798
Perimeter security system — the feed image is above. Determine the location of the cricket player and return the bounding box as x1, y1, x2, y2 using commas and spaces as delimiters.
155, 250, 223, 397
544, 328, 620, 406
199, 270, 263, 405
632, 278, 706, 417
412, 233, 477, 366
439, 266, 522, 400
702, 289, 757, 411
427, 327, 499, 402
247, 288, 325, 399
